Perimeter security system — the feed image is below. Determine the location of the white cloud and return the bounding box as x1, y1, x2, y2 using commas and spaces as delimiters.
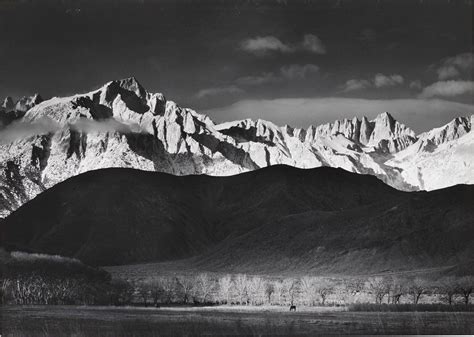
280, 64, 320, 79
301, 34, 326, 54
235, 73, 281, 86
343, 73, 404, 91
69, 118, 144, 134
240, 36, 293, 54
409, 80, 422, 90
205, 97, 474, 133
195, 86, 244, 99
236, 64, 319, 86
342, 79, 371, 91
0, 117, 60, 144
419, 80, 474, 98
437, 65, 460, 80
436, 52, 474, 80
241, 34, 326, 55
0, 117, 144, 144
373, 73, 404, 88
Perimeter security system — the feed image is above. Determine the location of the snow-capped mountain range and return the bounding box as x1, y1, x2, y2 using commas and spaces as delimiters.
0, 77, 473, 217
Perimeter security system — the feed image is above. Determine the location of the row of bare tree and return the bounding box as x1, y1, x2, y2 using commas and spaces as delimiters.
1, 269, 472, 306
1, 274, 137, 305
129, 274, 474, 307
364, 276, 474, 305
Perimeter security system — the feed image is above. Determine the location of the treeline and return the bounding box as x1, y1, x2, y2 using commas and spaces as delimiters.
0, 251, 131, 305
128, 274, 474, 307
1, 251, 472, 307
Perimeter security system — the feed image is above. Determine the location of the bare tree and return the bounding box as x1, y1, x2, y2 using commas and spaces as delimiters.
365, 277, 390, 304
345, 278, 365, 297
273, 280, 285, 306
196, 273, 215, 304
247, 276, 265, 305
300, 276, 316, 306
437, 276, 458, 305
161, 277, 176, 304
407, 278, 429, 305
234, 274, 248, 305
456, 276, 473, 305
53, 278, 80, 304
110, 279, 134, 305
264, 282, 275, 304
382, 276, 393, 304
314, 278, 334, 305
389, 278, 404, 304
136, 280, 151, 306
217, 275, 233, 304
1, 278, 11, 304
333, 284, 348, 305
341, 277, 365, 304
148, 277, 165, 306
177, 276, 195, 304
282, 278, 298, 305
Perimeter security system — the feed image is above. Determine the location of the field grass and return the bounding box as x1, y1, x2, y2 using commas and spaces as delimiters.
349, 303, 474, 312
2, 305, 473, 336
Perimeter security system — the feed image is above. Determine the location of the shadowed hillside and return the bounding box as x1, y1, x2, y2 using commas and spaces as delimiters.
193, 184, 474, 275
1, 165, 473, 274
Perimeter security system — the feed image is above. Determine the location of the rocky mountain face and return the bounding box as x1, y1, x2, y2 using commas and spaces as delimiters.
0, 77, 473, 217
0, 94, 43, 126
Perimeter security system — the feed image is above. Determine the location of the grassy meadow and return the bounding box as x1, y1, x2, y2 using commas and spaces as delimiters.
2, 305, 474, 336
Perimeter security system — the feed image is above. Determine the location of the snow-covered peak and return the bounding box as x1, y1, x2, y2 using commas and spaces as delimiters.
216, 118, 286, 146
99, 77, 147, 100
146, 92, 166, 115
15, 94, 43, 113
372, 111, 394, 124
1, 96, 15, 112
367, 112, 416, 152
370, 112, 414, 137
302, 112, 416, 153
1, 77, 473, 218
1, 94, 42, 114
387, 121, 474, 191
418, 115, 472, 146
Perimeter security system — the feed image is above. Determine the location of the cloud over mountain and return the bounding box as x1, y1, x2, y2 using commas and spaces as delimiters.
240, 34, 326, 55
69, 119, 144, 134
196, 86, 244, 99
419, 80, 474, 98
301, 34, 326, 54
373, 73, 404, 88
342, 79, 371, 92
0, 117, 59, 144
1, 77, 473, 219
436, 52, 474, 80
240, 36, 293, 54
0, 117, 144, 144
236, 64, 319, 86
206, 97, 474, 133
343, 73, 404, 91
280, 64, 320, 79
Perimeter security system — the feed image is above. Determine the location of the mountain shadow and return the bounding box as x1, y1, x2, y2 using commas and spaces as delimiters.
1, 165, 473, 275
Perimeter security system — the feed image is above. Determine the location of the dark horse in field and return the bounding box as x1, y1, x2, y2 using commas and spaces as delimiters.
289, 305, 296, 311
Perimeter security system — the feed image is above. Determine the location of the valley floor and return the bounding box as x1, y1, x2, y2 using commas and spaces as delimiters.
2, 305, 473, 336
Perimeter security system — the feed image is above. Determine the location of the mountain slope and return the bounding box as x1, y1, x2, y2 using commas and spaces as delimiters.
194, 184, 474, 274
386, 116, 474, 190
0, 77, 473, 217
2, 166, 473, 275
1, 165, 401, 266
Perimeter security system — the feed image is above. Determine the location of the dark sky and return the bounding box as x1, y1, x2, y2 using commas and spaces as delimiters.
0, 0, 473, 131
